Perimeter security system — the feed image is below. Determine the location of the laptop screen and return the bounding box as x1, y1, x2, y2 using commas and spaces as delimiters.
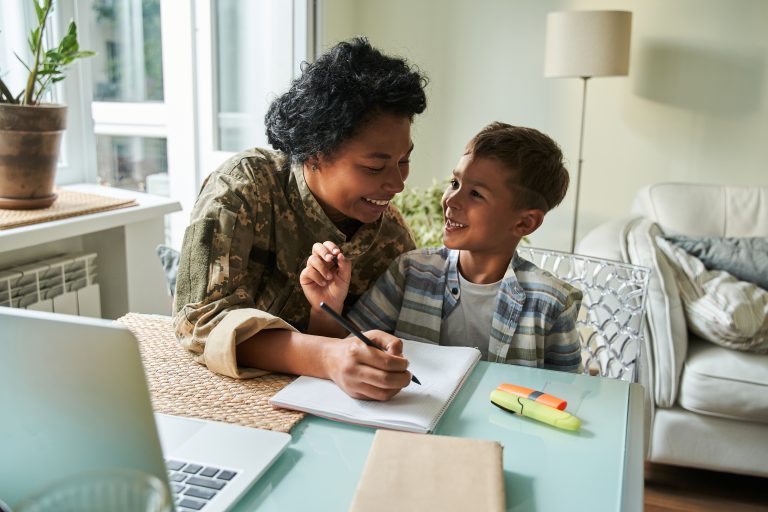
0, 307, 170, 507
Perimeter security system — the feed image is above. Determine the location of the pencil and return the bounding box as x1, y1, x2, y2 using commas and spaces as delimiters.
319, 302, 421, 385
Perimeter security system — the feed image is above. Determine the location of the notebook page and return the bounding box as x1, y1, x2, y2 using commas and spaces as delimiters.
269, 340, 481, 433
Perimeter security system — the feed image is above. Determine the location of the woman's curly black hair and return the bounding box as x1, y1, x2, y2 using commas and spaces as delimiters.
265, 37, 428, 164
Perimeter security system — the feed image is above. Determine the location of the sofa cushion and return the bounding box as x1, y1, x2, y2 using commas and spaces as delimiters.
679, 337, 768, 424
664, 235, 768, 291
656, 237, 768, 353
625, 218, 687, 407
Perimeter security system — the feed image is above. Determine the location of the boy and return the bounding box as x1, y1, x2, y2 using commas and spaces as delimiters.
300, 122, 582, 380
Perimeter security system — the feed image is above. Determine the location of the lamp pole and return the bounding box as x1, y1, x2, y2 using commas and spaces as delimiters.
570, 76, 589, 254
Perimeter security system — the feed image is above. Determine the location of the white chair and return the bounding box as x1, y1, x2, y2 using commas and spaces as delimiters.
517, 247, 650, 382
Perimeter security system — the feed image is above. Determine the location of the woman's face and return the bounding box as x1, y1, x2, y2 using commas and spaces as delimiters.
306, 113, 414, 225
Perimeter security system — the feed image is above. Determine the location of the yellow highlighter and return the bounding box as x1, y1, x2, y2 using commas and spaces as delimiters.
490, 389, 581, 431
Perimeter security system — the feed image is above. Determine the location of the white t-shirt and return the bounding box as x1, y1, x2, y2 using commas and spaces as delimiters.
439, 272, 500, 358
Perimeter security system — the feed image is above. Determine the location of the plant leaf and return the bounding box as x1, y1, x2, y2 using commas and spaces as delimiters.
392, 180, 449, 248
34, 0, 44, 24
28, 28, 40, 53
14, 52, 33, 73
18, 2, 94, 103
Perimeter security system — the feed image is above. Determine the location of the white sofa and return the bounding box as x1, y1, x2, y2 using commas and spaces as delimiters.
578, 183, 768, 477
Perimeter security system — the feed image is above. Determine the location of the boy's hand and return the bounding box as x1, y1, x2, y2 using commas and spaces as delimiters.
300, 241, 351, 312
324, 330, 412, 401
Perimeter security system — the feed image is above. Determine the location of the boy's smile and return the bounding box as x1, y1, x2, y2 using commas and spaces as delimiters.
444, 218, 468, 231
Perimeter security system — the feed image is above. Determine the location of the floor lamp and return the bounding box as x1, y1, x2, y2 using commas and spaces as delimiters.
544, 10, 632, 253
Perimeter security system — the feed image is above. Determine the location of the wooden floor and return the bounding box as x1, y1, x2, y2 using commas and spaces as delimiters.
644, 462, 768, 511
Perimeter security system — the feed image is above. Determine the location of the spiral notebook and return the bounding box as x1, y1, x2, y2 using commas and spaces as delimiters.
269, 340, 481, 433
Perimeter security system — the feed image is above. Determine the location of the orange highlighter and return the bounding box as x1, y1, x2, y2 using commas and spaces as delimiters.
497, 384, 567, 410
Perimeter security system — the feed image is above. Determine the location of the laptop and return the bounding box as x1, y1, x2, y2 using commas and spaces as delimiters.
0, 307, 291, 511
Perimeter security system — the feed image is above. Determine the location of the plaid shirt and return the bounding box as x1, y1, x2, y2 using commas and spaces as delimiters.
348, 247, 583, 372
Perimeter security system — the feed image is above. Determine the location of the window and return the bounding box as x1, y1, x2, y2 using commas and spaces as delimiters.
2, 0, 313, 246
83, 0, 313, 246
88, 0, 168, 195
90, 0, 164, 103
213, 1, 294, 151
196, 0, 313, 181
95, 135, 168, 192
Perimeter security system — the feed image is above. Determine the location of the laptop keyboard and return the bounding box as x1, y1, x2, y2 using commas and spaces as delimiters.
166, 459, 238, 511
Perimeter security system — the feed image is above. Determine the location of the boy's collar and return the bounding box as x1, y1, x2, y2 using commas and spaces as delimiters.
445, 249, 526, 299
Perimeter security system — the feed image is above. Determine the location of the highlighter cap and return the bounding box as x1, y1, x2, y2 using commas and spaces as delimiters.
497, 383, 567, 410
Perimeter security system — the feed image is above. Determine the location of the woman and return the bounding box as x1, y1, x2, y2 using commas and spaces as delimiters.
173, 38, 428, 400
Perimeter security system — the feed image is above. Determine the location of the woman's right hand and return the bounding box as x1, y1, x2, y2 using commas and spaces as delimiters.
300, 241, 351, 312
324, 330, 413, 401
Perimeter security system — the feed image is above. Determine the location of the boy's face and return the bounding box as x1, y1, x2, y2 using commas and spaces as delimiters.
441, 155, 529, 255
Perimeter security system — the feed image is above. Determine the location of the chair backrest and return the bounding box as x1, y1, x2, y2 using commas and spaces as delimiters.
517, 247, 651, 382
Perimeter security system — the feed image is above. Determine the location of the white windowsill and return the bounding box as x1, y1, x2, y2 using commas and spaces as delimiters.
0, 184, 182, 253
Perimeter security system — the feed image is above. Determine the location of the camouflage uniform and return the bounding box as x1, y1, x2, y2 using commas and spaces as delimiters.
173, 148, 415, 378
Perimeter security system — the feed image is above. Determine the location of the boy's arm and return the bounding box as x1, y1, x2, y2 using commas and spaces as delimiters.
348, 256, 408, 334
543, 287, 584, 373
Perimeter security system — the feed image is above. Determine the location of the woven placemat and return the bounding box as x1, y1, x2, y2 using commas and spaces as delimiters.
0, 188, 137, 230
117, 313, 304, 433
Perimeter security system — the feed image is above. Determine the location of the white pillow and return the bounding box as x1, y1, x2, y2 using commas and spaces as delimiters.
656, 237, 768, 353
626, 219, 687, 407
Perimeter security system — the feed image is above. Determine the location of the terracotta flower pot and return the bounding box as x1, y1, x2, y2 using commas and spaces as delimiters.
0, 103, 67, 210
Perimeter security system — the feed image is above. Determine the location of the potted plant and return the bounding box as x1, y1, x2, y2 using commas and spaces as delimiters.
0, 0, 93, 209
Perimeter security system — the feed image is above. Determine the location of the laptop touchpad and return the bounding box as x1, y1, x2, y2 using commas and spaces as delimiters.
154, 414, 206, 453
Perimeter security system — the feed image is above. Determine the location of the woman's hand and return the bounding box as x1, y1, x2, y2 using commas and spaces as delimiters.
323, 330, 413, 401
300, 242, 352, 312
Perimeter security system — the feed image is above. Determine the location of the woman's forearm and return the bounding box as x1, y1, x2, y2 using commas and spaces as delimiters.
235, 329, 342, 379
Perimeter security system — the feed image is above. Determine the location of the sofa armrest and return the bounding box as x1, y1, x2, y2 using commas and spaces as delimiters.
577, 216, 635, 262
580, 218, 690, 409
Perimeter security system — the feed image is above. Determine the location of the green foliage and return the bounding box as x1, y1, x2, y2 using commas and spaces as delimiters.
392, 181, 448, 248
0, 0, 95, 105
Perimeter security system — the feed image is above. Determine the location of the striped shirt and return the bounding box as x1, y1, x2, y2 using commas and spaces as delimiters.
348, 247, 583, 372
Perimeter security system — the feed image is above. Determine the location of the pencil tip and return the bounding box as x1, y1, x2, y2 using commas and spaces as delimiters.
412, 375, 422, 385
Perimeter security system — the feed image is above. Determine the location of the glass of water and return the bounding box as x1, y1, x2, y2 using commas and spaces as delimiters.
14, 469, 170, 512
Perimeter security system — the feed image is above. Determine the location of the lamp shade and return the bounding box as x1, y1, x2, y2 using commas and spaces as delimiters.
544, 10, 632, 78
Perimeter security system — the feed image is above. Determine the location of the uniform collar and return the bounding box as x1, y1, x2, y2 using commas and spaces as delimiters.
290, 162, 383, 259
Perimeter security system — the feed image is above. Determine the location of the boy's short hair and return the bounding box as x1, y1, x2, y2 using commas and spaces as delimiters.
465, 122, 569, 212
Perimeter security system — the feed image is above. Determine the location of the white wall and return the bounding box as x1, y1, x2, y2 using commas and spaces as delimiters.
319, 0, 768, 251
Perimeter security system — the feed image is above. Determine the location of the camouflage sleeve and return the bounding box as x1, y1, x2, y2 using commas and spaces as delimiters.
173, 169, 262, 357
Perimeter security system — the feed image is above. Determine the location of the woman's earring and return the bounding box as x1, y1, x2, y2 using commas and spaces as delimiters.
311, 164, 318, 172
